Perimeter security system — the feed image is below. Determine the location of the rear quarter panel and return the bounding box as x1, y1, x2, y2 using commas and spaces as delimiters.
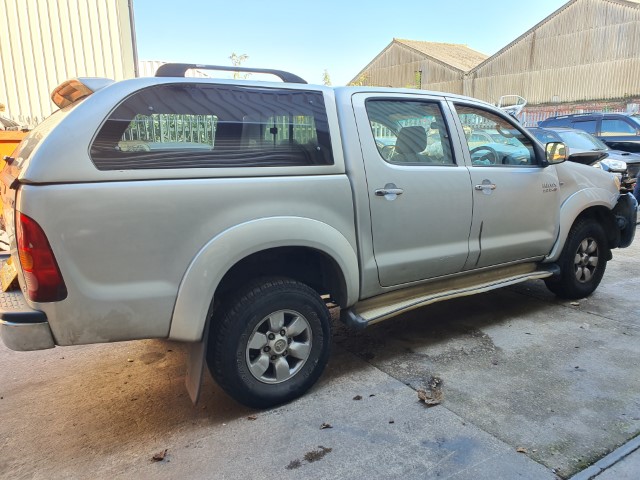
18, 175, 356, 345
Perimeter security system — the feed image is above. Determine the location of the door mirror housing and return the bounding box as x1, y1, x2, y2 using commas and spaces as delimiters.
545, 142, 567, 165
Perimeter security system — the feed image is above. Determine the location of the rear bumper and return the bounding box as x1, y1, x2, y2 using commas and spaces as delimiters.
0, 290, 54, 351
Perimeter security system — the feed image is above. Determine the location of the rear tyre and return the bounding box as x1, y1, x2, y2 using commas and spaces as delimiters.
544, 218, 608, 299
207, 277, 331, 409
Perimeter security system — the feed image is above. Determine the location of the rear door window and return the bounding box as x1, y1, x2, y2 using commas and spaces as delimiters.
601, 118, 637, 136
571, 120, 597, 134
365, 99, 456, 165
90, 84, 333, 170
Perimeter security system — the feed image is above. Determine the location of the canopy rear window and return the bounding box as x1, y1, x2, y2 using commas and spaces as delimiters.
90, 84, 334, 170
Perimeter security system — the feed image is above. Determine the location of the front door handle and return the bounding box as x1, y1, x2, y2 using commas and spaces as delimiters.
375, 188, 404, 196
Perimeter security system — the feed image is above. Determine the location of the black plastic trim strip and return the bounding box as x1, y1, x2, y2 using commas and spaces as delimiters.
1, 310, 47, 324
154, 63, 307, 84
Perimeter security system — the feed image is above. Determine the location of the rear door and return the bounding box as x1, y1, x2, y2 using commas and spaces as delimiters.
353, 93, 473, 287
450, 101, 561, 269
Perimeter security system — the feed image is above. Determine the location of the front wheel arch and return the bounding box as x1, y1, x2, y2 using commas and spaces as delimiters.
545, 217, 608, 299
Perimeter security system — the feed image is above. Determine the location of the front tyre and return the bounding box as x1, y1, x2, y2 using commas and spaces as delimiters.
545, 218, 608, 299
207, 277, 331, 409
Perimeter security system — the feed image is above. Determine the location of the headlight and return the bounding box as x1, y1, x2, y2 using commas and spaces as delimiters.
600, 158, 627, 171
613, 175, 621, 190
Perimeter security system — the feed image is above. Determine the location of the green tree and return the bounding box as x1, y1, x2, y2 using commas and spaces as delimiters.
348, 73, 369, 87
322, 69, 332, 86
229, 53, 249, 79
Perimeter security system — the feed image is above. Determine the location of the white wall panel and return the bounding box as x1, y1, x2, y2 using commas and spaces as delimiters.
0, 0, 136, 126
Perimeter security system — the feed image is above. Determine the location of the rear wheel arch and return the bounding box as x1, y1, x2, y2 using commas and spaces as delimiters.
215, 246, 349, 308
169, 217, 359, 342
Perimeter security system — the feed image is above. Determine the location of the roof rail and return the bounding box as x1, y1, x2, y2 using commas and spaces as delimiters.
154, 63, 307, 84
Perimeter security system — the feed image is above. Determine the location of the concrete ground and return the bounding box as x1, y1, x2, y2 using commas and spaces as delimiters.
1, 238, 638, 479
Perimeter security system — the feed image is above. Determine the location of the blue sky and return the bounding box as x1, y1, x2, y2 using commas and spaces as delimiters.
132, 0, 568, 85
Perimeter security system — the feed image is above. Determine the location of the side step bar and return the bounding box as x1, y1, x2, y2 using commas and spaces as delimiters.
341, 263, 559, 329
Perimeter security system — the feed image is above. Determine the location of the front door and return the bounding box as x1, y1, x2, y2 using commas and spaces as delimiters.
354, 94, 473, 287
451, 102, 561, 269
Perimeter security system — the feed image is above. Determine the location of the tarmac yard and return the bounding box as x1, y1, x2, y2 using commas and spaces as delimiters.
1, 238, 638, 479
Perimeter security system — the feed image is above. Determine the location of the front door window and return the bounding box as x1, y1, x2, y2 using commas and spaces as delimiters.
455, 106, 536, 166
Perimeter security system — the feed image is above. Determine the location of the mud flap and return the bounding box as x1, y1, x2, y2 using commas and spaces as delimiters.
185, 319, 210, 405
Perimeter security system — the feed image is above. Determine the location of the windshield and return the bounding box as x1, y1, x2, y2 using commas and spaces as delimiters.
531, 129, 561, 144
555, 130, 608, 151
630, 114, 640, 128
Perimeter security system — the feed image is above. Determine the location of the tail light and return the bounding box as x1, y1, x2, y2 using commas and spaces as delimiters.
16, 212, 67, 302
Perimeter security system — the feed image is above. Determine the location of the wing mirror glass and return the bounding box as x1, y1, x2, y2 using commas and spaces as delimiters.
545, 142, 567, 165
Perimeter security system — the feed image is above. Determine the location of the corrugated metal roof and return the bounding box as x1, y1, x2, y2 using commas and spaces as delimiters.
469, 0, 640, 73
394, 39, 488, 71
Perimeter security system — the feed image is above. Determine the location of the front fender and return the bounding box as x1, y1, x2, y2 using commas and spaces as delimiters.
612, 193, 638, 248
169, 217, 359, 341
544, 188, 617, 262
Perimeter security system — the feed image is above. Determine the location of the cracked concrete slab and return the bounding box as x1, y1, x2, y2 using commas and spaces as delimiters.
335, 240, 640, 478
0, 341, 555, 480
0, 239, 637, 479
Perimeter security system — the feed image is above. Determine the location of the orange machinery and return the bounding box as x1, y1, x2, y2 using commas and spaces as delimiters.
0, 130, 27, 163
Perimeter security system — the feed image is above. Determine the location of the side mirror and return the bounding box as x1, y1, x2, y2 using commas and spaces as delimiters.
545, 142, 567, 165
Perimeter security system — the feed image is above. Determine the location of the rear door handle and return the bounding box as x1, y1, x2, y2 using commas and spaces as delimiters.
474, 184, 496, 191
375, 183, 404, 201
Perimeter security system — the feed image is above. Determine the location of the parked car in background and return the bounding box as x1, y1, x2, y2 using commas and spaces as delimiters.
529, 127, 640, 193
538, 112, 640, 153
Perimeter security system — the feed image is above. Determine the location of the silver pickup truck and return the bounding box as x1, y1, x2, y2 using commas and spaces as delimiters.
0, 64, 636, 408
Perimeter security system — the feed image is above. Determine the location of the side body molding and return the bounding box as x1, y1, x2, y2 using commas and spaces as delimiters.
544, 188, 617, 263
169, 217, 360, 341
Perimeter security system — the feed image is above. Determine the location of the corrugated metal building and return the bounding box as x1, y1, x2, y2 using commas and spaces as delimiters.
352, 0, 640, 109
0, 0, 137, 126
465, 0, 640, 105
350, 39, 488, 94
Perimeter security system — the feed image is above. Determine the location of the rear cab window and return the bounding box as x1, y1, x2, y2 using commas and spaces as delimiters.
571, 120, 597, 134
90, 84, 333, 170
